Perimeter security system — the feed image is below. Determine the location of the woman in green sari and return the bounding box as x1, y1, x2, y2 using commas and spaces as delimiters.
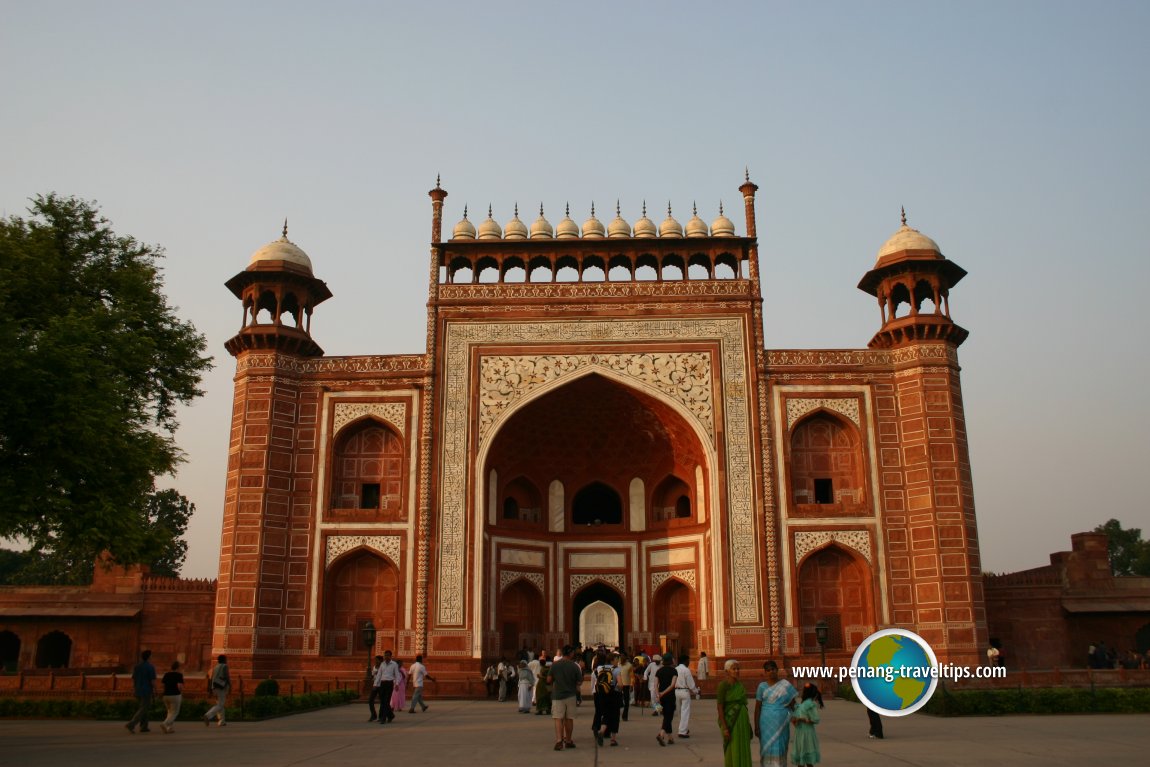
716, 659, 753, 767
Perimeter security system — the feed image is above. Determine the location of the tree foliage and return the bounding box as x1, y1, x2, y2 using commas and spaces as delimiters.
0, 194, 212, 569
1093, 519, 1150, 577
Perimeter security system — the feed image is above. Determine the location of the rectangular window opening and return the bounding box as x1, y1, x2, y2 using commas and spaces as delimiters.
360, 483, 381, 509
813, 478, 834, 504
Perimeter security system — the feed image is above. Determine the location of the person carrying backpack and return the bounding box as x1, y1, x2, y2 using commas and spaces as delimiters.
591, 651, 622, 747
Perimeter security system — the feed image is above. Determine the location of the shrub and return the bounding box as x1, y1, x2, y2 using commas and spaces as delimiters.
254, 678, 280, 697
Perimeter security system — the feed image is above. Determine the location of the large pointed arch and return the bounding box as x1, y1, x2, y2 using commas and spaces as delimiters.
795, 543, 876, 654
321, 549, 401, 656
572, 580, 625, 648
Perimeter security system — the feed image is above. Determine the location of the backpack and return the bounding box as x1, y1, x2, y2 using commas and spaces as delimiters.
595, 665, 614, 695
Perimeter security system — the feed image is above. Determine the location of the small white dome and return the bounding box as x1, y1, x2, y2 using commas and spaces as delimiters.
659, 203, 683, 238
685, 202, 708, 238
556, 203, 580, 239
710, 201, 735, 237
478, 205, 502, 240
607, 201, 631, 239
633, 201, 657, 239
504, 204, 528, 240
248, 222, 313, 273
530, 204, 554, 239
876, 209, 941, 264
452, 205, 476, 240
582, 203, 605, 239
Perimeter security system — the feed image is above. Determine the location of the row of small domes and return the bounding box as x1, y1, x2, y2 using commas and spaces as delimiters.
452, 202, 737, 240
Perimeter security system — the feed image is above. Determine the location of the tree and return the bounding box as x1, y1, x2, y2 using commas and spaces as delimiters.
0, 194, 212, 571
1093, 519, 1150, 577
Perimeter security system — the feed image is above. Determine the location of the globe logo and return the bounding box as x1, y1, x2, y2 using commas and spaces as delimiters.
850, 628, 939, 716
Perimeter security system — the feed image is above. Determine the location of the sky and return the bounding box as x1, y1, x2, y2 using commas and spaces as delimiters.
2, 1, 1148, 580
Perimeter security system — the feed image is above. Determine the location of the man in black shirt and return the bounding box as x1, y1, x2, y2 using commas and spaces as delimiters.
160, 661, 184, 734
654, 653, 678, 746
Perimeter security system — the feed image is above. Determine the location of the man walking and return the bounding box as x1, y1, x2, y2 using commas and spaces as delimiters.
407, 654, 435, 713
125, 650, 156, 733
674, 653, 699, 738
549, 645, 582, 751
367, 655, 385, 721
377, 650, 399, 724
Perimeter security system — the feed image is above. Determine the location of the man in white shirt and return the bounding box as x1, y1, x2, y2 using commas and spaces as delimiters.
674, 654, 699, 737
407, 654, 435, 713
377, 650, 399, 724
527, 651, 542, 706
367, 655, 385, 722
696, 652, 710, 680
644, 655, 661, 715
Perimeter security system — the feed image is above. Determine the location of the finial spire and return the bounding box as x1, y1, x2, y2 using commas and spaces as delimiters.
642, 200, 647, 217
590, 201, 596, 217
514, 202, 519, 218
719, 200, 724, 215
565, 202, 570, 217
435, 173, 441, 189
901, 206, 907, 226
463, 204, 469, 220
692, 201, 698, 216
282, 218, 288, 239
487, 204, 493, 219
616, 199, 621, 217
745, 166, 750, 183
667, 201, 672, 217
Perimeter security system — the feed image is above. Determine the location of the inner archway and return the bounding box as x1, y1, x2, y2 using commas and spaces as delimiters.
572, 581, 625, 648
499, 578, 543, 655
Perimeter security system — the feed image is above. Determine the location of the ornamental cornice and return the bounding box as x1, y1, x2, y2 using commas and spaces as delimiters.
325, 535, 402, 568
793, 530, 872, 565
478, 352, 713, 442
333, 402, 407, 437
785, 398, 861, 429
766, 344, 955, 369
237, 354, 428, 375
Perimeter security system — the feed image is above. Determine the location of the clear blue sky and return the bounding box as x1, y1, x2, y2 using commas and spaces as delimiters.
2, 1, 1148, 579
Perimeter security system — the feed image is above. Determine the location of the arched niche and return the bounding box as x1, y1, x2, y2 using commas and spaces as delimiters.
0, 630, 21, 672
329, 418, 404, 517
653, 578, 696, 656
796, 544, 875, 653
502, 475, 543, 524
499, 578, 544, 654
35, 630, 70, 669
322, 550, 400, 656
788, 411, 866, 510
651, 474, 694, 523
572, 481, 623, 526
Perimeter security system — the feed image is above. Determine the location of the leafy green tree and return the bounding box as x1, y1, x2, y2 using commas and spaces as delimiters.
1093, 519, 1150, 577
0, 194, 211, 571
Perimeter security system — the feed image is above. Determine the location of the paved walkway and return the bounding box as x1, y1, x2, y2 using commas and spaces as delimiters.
2, 698, 1148, 766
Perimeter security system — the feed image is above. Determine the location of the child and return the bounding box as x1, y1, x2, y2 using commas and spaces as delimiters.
790, 683, 823, 766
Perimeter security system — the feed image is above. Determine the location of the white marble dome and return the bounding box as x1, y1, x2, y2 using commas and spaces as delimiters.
633, 202, 657, 239
504, 205, 528, 240
876, 211, 942, 264
607, 201, 631, 239
710, 202, 735, 237
248, 225, 313, 273
685, 203, 709, 238
556, 204, 580, 239
478, 205, 502, 240
582, 203, 605, 239
452, 205, 476, 240
530, 204, 554, 239
659, 203, 683, 238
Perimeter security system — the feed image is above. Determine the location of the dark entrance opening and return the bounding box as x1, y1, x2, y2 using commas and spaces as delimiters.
572, 581, 625, 648
35, 630, 71, 669
0, 631, 20, 672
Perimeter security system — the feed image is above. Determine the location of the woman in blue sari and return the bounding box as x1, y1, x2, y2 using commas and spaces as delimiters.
754, 660, 797, 767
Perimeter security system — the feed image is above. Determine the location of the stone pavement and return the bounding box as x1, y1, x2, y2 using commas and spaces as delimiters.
2, 698, 1148, 766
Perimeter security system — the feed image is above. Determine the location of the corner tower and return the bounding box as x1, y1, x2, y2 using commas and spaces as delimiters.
216, 226, 332, 674
858, 212, 984, 662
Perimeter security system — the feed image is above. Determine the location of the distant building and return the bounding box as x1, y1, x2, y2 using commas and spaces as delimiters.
209, 175, 987, 679
985, 532, 1150, 668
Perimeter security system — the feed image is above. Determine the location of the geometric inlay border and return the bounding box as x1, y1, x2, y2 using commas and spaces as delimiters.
792, 529, 872, 565
325, 535, 403, 569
